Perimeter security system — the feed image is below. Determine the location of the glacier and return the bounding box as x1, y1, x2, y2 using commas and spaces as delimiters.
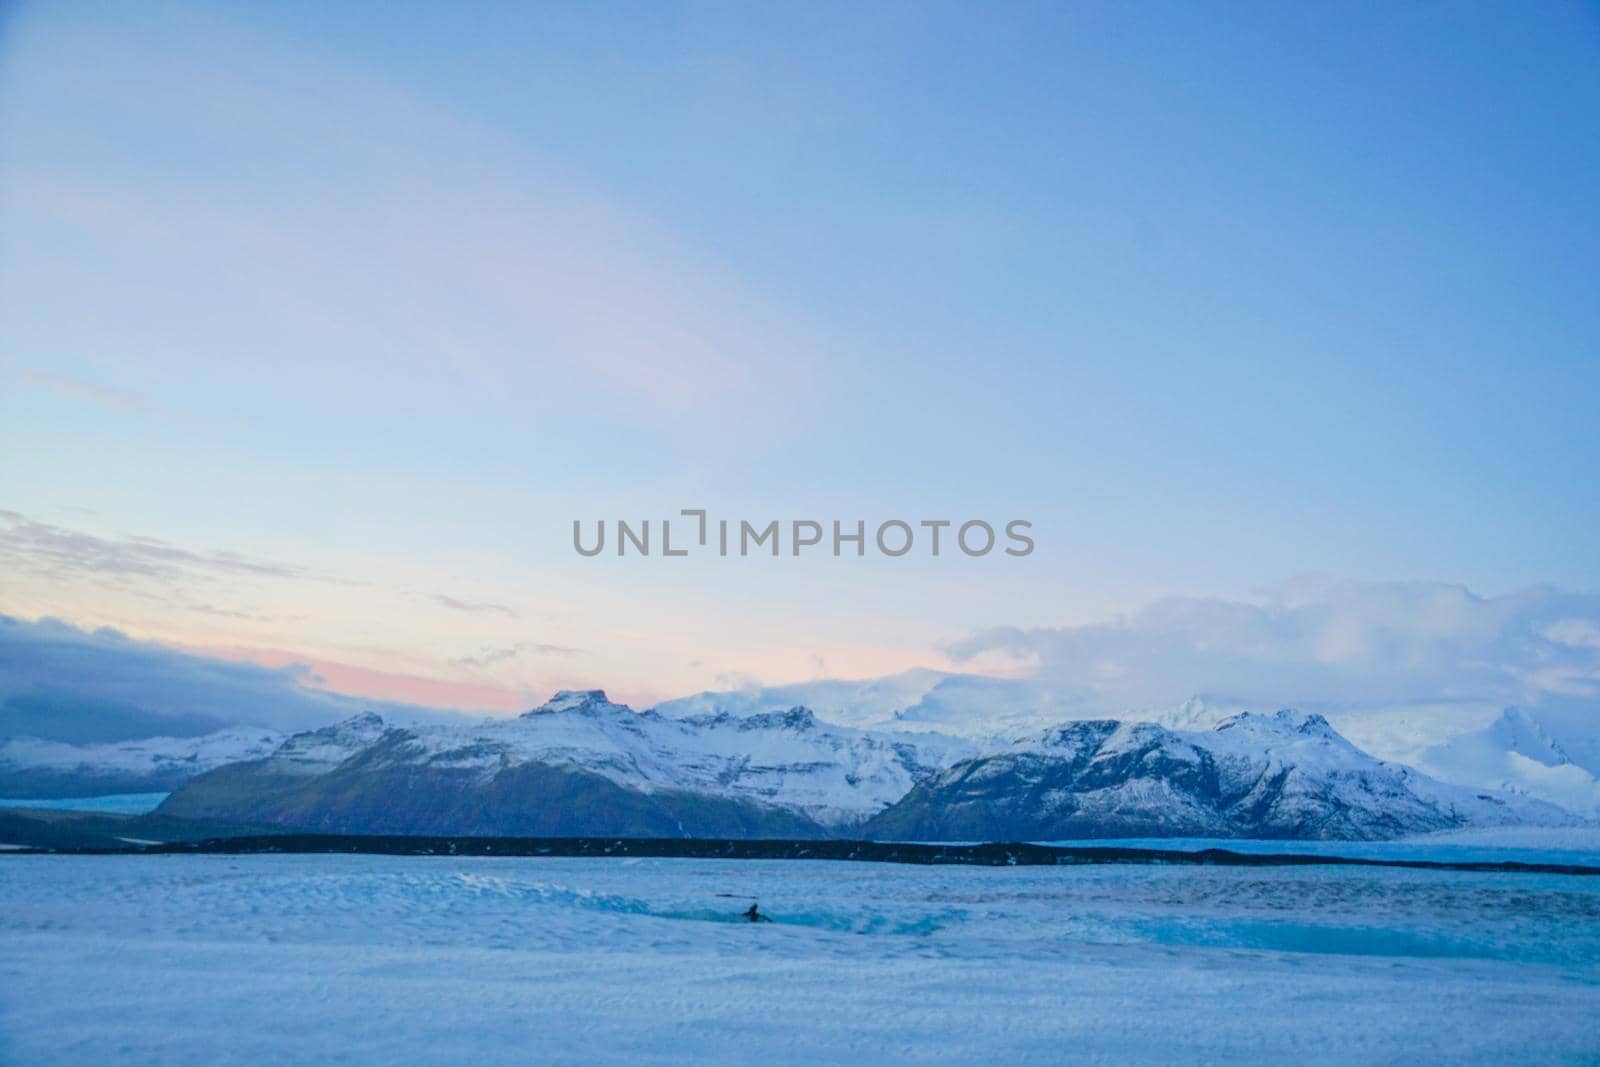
0, 727, 283, 798
0, 850, 1596, 1065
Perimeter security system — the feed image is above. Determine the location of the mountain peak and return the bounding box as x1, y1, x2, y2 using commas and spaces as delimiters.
524, 690, 616, 716
1487, 707, 1571, 766
1214, 708, 1336, 739
739, 706, 817, 732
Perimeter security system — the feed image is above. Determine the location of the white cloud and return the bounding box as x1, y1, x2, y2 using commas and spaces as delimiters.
1546, 619, 1600, 650
946, 579, 1600, 720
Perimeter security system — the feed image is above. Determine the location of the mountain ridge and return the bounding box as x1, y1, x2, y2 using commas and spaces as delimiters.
153, 694, 1576, 841
863, 709, 1569, 841
157, 690, 974, 835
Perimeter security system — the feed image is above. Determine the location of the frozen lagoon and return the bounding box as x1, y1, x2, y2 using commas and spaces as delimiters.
1, 850, 1597, 1065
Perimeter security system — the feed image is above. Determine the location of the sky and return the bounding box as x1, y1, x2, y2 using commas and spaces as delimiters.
1, 2, 1598, 718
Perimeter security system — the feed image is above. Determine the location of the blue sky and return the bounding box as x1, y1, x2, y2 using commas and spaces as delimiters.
1, 2, 1597, 710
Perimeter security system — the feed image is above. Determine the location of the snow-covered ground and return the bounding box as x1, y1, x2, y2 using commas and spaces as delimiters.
1, 853, 1596, 1065
0, 728, 283, 780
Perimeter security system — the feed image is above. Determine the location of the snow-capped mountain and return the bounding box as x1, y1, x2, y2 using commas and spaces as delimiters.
0, 727, 284, 798
863, 709, 1575, 841
158, 691, 976, 835
247, 711, 389, 776
652, 669, 1089, 742
154, 693, 1577, 841
658, 672, 1600, 823
1413, 708, 1600, 819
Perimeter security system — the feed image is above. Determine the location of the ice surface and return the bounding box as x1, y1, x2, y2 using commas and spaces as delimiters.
1037, 831, 1600, 868
1, 852, 1596, 1065
0, 793, 170, 815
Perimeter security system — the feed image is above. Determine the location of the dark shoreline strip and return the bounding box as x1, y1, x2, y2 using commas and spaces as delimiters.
14, 834, 1600, 876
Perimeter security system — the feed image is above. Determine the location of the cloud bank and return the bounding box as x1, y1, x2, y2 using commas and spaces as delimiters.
0, 615, 461, 743
948, 579, 1600, 728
